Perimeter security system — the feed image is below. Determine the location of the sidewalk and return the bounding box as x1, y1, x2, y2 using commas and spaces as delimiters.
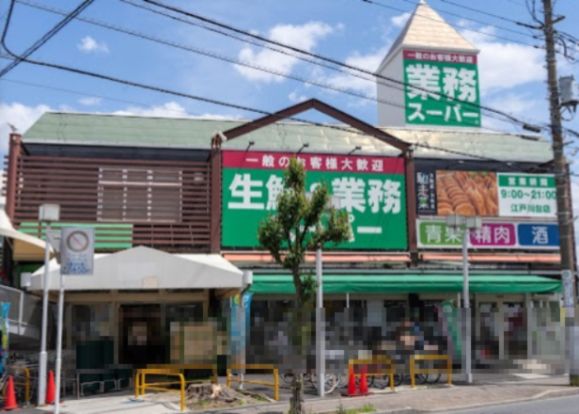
9, 375, 579, 414
215, 375, 579, 414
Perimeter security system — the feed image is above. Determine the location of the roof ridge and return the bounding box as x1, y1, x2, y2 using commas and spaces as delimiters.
378, 0, 477, 72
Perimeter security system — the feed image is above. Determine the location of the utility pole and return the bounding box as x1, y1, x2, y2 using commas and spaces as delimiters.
541, 0, 579, 386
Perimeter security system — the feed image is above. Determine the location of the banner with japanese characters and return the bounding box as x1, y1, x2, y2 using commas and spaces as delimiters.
415, 168, 556, 219
221, 150, 407, 250
417, 219, 559, 250
403, 49, 481, 127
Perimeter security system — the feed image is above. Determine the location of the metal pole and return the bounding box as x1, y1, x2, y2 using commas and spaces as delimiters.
238, 291, 246, 389
462, 225, 472, 384
541, 0, 578, 386
38, 221, 51, 406
54, 269, 64, 414
315, 247, 325, 397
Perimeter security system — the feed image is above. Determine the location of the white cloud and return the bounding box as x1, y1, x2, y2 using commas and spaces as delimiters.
0, 102, 51, 154
288, 91, 308, 103
78, 97, 102, 106
111, 101, 243, 120
77, 36, 109, 54
323, 47, 389, 98
112, 101, 190, 118
391, 12, 411, 28
460, 27, 545, 95
236, 22, 334, 83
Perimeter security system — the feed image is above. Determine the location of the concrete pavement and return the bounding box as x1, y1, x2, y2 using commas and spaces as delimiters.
445, 393, 579, 414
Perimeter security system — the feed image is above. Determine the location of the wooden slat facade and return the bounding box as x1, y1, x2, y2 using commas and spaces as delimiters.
11, 153, 212, 253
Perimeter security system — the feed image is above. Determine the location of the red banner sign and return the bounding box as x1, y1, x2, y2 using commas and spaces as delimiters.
222, 150, 405, 174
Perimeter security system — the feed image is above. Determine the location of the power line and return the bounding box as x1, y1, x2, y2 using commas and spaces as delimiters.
0, 76, 200, 116
22, 0, 545, 135
437, 0, 529, 26
6, 0, 576, 149
0, 0, 94, 78
1, 41, 546, 168
362, 0, 541, 48
402, 0, 539, 40
134, 0, 552, 132
16, 0, 407, 113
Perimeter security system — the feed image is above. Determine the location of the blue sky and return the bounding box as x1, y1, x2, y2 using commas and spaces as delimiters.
1, 0, 578, 157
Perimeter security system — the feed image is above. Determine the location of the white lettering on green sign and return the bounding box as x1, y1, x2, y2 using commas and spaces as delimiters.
403, 55, 481, 127
222, 169, 407, 250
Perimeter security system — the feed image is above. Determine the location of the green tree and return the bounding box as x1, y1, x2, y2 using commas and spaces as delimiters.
258, 158, 350, 414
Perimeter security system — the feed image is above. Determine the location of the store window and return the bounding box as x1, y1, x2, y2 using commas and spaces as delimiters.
97, 167, 182, 223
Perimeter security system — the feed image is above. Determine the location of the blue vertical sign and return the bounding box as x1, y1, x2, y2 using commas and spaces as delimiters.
517, 223, 559, 248
0, 303, 9, 375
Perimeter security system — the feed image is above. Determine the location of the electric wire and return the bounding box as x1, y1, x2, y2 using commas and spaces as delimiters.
361, 0, 541, 48
15, 0, 406, 112
3, 0, 577, 169
135, 0, 579, 142
23, 0, 544, 134
132, 0, 548, 131
0, 0, 94, 78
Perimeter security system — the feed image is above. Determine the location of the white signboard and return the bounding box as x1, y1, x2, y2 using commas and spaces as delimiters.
60, 227, 95, 276
497, 173, 557, 218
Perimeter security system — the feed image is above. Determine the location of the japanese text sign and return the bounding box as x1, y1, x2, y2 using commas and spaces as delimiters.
221, 150, 408, 250
497, 173, 556, 217
417, 219, 559, 250
403, 50, 481, 127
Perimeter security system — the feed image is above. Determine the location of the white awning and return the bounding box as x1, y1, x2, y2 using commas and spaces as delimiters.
28, 246, 244, 291
0, 209, 48, 260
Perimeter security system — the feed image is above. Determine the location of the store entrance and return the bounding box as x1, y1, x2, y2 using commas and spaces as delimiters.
119, 304, 165, 366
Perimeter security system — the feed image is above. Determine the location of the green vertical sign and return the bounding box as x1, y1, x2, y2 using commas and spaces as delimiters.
221, 151, 408, 250
403, 49, 481, 127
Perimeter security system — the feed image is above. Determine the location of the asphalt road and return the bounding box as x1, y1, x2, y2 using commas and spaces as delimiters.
446, 393, 579, 414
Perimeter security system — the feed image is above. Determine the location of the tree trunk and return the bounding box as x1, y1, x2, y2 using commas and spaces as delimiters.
289, 372, 305, 414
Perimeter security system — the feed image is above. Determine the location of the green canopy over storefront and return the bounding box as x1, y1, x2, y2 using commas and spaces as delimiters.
249, 274, 561, 295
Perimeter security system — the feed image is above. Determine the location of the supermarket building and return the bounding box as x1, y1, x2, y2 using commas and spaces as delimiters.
1, 0, 569, 373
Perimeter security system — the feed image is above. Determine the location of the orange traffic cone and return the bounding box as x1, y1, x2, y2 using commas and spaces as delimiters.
347, 366, 357, 396
359, 367, 369, 395
3, 375, 18, 410
46, 370, 56, 404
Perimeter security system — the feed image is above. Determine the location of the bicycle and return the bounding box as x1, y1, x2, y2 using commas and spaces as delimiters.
282, 370, 341, 394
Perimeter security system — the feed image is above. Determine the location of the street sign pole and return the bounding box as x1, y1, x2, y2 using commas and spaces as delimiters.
315, 247, 325, 397
54, 226, 94, 411
462, 224, 472, 385
37, 204, 60, 407
38, 220, 51, 406
54, 269, 64, 414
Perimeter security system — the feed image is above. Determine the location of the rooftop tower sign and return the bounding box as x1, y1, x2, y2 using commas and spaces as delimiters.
376, 0, 480, 128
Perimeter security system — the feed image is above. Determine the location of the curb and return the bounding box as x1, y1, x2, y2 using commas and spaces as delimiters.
424, 387, 579, 412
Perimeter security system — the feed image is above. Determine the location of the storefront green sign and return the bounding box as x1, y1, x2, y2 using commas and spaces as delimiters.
403, 49, 481, 127
221, 150, 408, 250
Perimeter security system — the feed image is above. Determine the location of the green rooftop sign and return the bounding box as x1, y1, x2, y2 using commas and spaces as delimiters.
403, 49, 481, 127
221, 150, 408, 250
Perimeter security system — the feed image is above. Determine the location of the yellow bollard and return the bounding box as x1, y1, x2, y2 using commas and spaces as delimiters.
273, 368, 279, 401
447, 357, 452, 385
410, 356, 416, 388
178, 373, 185, 412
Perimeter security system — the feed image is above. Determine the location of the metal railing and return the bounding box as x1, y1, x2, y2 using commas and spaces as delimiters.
349, 356, 396, 391
409, 354, 452, 388
226, 364, 279, 401
147, 363, 218, 384
134, 368, 185, 412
